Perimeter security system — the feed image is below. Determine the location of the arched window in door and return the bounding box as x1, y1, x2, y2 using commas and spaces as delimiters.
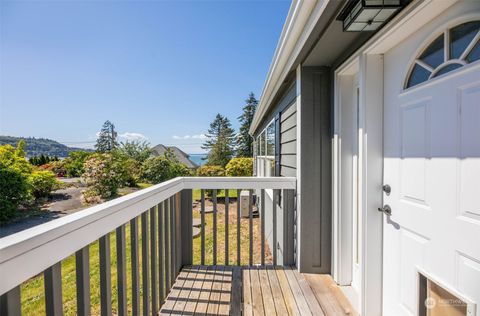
405, 20, 480, 89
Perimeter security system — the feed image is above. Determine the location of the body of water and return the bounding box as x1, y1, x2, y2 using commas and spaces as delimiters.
188, 154, 207, 166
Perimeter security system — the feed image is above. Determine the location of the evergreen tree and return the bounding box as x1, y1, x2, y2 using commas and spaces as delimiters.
95, 120, 118, 152
202, 114, 236, 167
15, 139, 26, 158
236, 92, 258, 157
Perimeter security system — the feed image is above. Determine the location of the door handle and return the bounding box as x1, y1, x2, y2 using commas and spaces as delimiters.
378, 205, 392, 216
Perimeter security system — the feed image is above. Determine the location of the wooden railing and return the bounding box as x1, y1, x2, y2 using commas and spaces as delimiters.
0, 177, 295, 316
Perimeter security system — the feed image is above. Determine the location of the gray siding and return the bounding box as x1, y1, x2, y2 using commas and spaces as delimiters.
298, 66, 331, 274
280, 102, 297, 176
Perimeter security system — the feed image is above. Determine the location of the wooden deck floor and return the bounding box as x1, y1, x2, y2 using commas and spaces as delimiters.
159, 265, 357, 316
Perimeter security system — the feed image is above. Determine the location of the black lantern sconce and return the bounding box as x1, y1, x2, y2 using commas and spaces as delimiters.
337, 0, 404, 32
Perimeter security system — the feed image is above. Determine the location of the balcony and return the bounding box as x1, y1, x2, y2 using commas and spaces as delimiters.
0, 177, 355, 316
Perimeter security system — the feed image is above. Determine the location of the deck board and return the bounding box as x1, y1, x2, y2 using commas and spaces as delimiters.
159, 266, 356, 316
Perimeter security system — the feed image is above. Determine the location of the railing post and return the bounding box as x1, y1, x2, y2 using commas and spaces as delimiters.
130, 217, 140, 316
0, 286, 21, 316
116, 226, 127, 316
44, 262, 63, 316
282, 189, 296, 265
150, 207, 158, 314
180, 189, 193, 267
99, 233, 112, 316
141, 211, 150, 316
158, 202, 165, 306
76, 246, 90, 316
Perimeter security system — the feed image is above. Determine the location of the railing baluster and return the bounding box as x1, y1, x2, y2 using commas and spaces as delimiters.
141, 211, 150, 316
170, 196, 176, 284
158, 202, 164, 306
164, 198, 171, 294
0, 286, 21, 316
273, 190, 278, 266
225, 189, 229, 266
249, 189, 253, 266
130, 218, 140, 316
201, 189, 205, 265
116, 226, 127, 316
236, 189, 241, 266
260, 189, 265, 266
75, 246, 90, 316
150, 207, 158, 314
213, 189, 218, 265
99, 233, 112, 316
44, 262, 63, 316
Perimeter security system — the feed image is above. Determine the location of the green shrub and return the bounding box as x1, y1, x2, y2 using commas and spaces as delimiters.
117, 157, 141, 187
29, 170, 60, 198
0, 163, 30, 223
82, 154, 123, 202
225, 157, 253, 177
141, 156, 191, 184
0, 144, 33, 176
63, 151, 92, 177
117, 140, 152, 163
196, 165, 225, 177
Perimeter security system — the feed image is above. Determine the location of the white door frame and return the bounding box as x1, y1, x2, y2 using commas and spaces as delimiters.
332, 2, 460, 315
333, 54, 384, 316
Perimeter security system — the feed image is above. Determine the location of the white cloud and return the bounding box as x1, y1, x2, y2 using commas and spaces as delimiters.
118, 132, 148, 141
173, 134, 206, 140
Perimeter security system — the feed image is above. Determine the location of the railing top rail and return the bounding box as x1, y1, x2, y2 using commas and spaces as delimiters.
182, 176, 296, 190
0, 176, 295, 295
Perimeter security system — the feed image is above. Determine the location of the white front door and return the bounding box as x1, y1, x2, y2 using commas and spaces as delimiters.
383, 36, 480, 316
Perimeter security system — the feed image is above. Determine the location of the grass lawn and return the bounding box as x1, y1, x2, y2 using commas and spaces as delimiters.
22, 223, 143, 316
192, 188, 238, 201
192, 197, 270, 266
20, 192, 268, 315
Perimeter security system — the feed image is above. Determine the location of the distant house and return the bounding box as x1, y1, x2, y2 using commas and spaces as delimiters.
151, 144, 198, 169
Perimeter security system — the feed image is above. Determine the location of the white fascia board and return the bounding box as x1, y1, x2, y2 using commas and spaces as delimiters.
250, 0, 328, 135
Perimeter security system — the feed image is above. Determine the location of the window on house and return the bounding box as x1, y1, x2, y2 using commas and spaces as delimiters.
255, 120, 275, 177
405, 20, 480, 89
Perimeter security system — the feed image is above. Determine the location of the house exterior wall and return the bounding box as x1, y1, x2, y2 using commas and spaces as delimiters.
297, 66, 332, 273
253, 66, 332, 273
254, 83, 297, 266
280, 102, 297, 177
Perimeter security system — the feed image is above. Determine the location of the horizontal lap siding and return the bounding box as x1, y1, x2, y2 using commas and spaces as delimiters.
280, 102, 297, 177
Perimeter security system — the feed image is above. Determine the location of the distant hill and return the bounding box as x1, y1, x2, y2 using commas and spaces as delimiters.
0, 136, 92, 158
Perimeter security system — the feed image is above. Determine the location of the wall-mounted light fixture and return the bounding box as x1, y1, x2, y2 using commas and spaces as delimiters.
337, 0, 403, 32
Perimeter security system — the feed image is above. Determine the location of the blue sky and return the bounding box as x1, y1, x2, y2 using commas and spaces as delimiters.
0, 0, 290, 153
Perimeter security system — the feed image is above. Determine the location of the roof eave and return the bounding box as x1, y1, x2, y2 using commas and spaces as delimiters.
249, 0, 330, 135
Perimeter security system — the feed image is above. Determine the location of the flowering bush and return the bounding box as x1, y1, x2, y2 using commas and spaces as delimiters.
42, 160, 67, 177
225, 158, 253, 177
82, 154, 123, 203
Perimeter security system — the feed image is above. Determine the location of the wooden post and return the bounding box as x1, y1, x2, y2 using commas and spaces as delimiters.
180, 189, 193, 267
282, 189, 296, 266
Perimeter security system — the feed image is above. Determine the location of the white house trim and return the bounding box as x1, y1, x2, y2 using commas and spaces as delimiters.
250, 0, 328, 135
